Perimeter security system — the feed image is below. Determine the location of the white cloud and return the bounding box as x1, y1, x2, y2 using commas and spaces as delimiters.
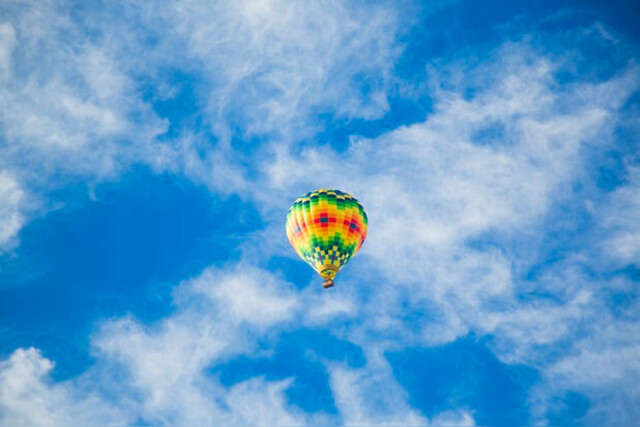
601, 167, 640, 265
0, 171, 25, 252
0, 0, 415, 243
327, 349, 474, 426
88, 264, 307, 425
1, 0, 639, 423
225, 378, 305, 426
431, 409, 476, 426
0, 0, 169, 177
128, 0, 415, 192
0, 261, 470, 426
0, 265, 308, 426
0, 348, 126, 427
162, 0, 401, 137
328, 361, 429, 425
304, 291, 358, 324
527, 302, 640, 425
255, 38, 640, 422
185, 264, 298, 327
0, 22, 16, 74
0, 1, 177, 253
261, 39, 638, 306
0, 0, 426, 422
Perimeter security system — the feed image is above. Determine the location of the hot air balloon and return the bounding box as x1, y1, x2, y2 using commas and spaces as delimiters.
286, 189, 368, 289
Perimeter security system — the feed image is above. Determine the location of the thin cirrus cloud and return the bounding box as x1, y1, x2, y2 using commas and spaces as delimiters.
0, 0, 413, 250
1, 0, 640, 425
0, 259, 476, 425
253, 30, 640, 424
0, 171, 24, 251
601, 167, 640, 265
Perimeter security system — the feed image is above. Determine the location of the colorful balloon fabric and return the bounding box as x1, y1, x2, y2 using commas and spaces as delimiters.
286, 189, 368, 288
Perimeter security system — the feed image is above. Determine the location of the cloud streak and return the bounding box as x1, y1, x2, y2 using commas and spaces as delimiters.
1, 0, 639, 425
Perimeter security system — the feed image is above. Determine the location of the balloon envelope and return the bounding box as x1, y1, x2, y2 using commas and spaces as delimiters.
286, 189, 367, 286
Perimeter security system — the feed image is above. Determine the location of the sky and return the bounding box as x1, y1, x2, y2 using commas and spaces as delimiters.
0, 0, 639, 425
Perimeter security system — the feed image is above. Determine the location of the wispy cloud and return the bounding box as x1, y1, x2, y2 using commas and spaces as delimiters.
0, 348, 126, 426
90, 263, 312, 425
254, 36, 640, 423
0, 171, 24, 251
601, 167, 640, 266
1, 0, 639, 425
0, 0, 417, 241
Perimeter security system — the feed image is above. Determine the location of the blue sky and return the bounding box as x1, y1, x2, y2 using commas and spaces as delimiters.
0, 0, 639, 425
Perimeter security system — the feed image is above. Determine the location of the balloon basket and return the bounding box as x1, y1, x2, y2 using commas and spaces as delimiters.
322, 278, 334, 289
